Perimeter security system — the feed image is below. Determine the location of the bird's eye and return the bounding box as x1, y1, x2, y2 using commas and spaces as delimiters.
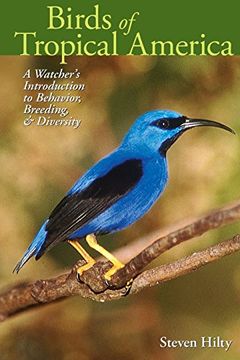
155, 119, 170, 129
152, 116, 187, 130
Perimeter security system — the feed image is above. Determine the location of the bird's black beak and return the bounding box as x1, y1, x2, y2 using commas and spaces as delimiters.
181, 118, 235, 135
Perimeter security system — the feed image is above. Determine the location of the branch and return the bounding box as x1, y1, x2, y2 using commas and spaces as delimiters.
1, 201, 240, 321
81, 200, 240, 291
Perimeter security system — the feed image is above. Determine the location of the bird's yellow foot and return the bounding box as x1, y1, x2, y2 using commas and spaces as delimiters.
104, 277, 133, 296
68, 235, 125, 283
85, 234, 125, 281
104, 261, 125, 281
67, 239, 96, 281
123, 279, 133, 296
76, 258, 96, 278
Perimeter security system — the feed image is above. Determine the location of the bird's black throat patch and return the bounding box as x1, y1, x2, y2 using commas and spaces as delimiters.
159, 132, 183, 155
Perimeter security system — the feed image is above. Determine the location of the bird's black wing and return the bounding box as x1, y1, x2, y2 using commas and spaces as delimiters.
37, 159, 143, 257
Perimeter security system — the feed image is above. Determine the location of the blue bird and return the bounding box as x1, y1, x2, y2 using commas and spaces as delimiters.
13, 110, 234, 280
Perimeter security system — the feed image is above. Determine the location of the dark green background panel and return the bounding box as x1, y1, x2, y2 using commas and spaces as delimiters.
1, 0, 240, 55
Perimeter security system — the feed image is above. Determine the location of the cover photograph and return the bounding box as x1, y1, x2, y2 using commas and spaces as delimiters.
0, 1, 240, 359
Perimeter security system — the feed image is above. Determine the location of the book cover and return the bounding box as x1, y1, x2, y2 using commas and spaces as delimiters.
0, 1, 239, 359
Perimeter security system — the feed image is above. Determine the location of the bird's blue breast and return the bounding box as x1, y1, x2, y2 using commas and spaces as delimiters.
69, 154, 168, 238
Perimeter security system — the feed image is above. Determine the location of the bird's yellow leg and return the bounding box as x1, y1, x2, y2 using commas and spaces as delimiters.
67, 240, 96, 276
86, 234, 125, 281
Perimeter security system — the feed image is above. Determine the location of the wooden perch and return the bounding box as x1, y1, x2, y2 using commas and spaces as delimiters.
0, 200, 240, 322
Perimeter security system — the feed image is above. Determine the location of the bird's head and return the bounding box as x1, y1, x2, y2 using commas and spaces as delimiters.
121, 110, 234, 154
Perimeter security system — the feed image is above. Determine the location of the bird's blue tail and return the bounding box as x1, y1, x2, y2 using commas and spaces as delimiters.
13, 221, 48, 273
